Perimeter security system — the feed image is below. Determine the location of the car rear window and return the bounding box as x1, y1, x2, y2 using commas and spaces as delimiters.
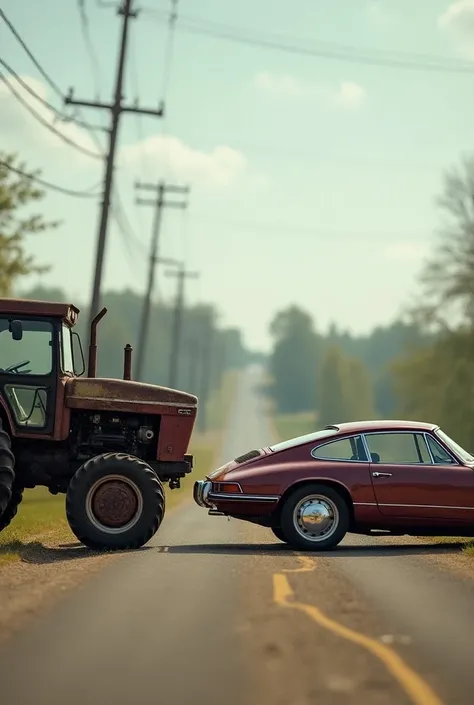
269, 428, 338, 453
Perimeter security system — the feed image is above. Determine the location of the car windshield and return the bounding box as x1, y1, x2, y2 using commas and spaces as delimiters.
269, 428, 338, 452
436, 429, 474, 464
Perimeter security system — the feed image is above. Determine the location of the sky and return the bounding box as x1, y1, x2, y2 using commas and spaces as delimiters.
1, 0, 474, 351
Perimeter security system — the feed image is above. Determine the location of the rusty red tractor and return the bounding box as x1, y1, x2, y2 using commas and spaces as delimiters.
0, 299, 197, 550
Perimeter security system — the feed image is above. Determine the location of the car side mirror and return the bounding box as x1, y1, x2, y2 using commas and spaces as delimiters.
9, 320, 23, 341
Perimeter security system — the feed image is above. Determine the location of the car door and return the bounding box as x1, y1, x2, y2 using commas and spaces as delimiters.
363, 431, 474, 524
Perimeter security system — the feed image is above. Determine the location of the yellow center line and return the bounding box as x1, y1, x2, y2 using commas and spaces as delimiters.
273, 573, 444, 705
282, 555, 317, 573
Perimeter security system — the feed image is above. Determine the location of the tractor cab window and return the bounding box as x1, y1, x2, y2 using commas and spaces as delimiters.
0, 318, 53, 376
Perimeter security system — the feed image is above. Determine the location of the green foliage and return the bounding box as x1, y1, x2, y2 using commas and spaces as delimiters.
0, 154, 58, 296
391, 154, 474, 449
318, 344, 376, 427
269, 305, 321, 413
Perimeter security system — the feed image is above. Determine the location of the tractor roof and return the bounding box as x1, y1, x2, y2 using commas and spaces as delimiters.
0, 298, 80, 326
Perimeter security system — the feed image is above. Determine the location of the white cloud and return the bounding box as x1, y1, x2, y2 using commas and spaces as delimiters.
254, 71, 307, 98
0, 74, 249, 191
253, 71, 366, 111
333, 82, 366, 111
120, 134, 248, 189
0, 74, 102, 163
438, 1, 474, 58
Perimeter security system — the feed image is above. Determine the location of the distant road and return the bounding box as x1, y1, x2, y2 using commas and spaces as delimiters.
1, 365, 474, 705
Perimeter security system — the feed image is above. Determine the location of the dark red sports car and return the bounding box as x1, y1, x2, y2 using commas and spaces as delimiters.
193, 420, 474, 550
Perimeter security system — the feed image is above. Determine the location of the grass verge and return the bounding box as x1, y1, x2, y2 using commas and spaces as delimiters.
0, 488, 70, 565
0, 370, 238, 565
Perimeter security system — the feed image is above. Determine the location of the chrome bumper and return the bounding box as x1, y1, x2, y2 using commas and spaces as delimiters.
193, 480, 213, 508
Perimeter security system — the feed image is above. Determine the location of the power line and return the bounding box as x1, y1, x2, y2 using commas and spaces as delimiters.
189, 213, 431, 239
77, 0, 103, 98
0, 8, 64, 98
0, 7, 107, 147
145, 10, 474, 75
0, 159, 101, 198
0, 57, 106, 132
0, 70, 103, 159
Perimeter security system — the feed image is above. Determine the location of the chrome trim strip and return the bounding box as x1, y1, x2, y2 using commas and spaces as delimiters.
379, 503, 474, 510
353, 502, 378, 506
207, 492, 279, 502
423, 432, 436, 464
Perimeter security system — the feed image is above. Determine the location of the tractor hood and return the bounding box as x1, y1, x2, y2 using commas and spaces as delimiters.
65, 377, 197, 412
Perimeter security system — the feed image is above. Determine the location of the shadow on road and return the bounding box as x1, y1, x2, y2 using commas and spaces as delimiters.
162, 541, 471, 558
0, 541, 153, 565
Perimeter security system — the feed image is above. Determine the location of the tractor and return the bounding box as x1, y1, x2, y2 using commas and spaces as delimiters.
0, 299, 197, 550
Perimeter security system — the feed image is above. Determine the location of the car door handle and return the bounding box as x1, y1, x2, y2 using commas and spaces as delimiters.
372, 472, 392, 478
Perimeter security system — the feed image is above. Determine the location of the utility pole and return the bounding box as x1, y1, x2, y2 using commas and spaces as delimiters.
165, 266, 199, 389
65, 0, 164, 337
134, 181, 190, 381
197, 311, 216, 433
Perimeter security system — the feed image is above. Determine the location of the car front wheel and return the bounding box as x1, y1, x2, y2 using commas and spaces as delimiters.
280, 484, 349, 551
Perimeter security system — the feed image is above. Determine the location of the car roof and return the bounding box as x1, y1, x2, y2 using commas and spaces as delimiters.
329, 419, 438, 434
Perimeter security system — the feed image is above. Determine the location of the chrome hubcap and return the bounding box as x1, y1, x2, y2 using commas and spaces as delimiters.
85, 475, 143, 534
293, 494, 339, 542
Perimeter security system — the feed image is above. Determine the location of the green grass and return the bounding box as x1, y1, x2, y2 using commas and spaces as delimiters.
0, 488, 70, 565
273, 411, 316, 442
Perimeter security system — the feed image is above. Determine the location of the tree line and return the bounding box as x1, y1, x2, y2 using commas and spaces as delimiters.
268, 154, 474, 448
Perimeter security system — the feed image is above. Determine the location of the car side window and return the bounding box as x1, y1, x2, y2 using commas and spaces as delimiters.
364, 432, 431, 465
311, 435, 367, 461
426, 435, 455, 464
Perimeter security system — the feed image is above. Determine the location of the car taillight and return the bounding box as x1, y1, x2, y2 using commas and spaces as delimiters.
212, 482, 242, 494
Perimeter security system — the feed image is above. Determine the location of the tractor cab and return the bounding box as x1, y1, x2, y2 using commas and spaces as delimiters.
0, 300, 80, 437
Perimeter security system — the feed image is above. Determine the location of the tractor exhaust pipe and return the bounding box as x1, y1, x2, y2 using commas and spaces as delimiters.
123, 344, 133, 380
88, 307, 107, 378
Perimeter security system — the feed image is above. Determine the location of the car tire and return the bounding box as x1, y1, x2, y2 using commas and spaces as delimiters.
66, 452, 165, 551
271, 527, 288, 543
280, 483, 349, 551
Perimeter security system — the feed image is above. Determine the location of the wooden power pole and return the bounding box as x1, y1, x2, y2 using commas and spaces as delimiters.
166, 266, 199, 389
134, 181, 189, 381
65, 0, 164, 336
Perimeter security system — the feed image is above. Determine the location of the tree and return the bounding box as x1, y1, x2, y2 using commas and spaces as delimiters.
269, 305, 321, 413
0, 154, 58, 296
318, 344, 349, 427
413, 155, 474, 328
318, 345, 376, 426
390, 154, 474, 448
345, 356, 376, 421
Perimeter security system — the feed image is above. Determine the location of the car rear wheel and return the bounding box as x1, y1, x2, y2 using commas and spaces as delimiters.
280, 484, 349, 551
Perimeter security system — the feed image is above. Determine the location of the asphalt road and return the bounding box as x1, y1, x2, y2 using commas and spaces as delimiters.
1, 365, 474, 705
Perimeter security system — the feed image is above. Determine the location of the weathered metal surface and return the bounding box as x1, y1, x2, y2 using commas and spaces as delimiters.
91, 480, 138, 527
0, 298, 80, 325
65, 377, 198, 410
123, 344, 133, 381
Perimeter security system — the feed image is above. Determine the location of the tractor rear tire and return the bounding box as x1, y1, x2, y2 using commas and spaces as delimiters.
0, 484, 24, 532
66, 452, 166, 551
0, 418, 15, 523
